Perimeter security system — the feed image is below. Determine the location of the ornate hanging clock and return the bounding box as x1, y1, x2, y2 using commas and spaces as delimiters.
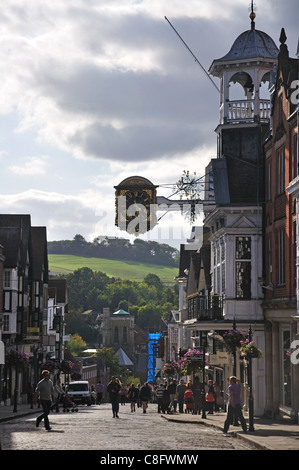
114, 176, 158, 234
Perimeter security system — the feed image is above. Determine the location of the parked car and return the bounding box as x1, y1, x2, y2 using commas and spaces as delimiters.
66, 381, 93, 406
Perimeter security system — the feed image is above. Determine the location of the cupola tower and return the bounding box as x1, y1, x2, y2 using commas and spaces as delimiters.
207, 5, 278, 206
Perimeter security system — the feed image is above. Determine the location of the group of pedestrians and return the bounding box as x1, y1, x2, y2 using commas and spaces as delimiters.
106, 378, 152, 417
155, 375, 247, 434
33, 371, 247, 434
155, 377, 223, 415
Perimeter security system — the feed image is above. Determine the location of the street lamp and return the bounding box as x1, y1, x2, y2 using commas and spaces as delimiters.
247, 326, 255, 432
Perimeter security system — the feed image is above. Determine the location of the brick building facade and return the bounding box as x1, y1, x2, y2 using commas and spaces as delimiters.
263, 29, 299, 418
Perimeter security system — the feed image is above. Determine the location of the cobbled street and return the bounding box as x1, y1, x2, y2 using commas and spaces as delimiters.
0, 403, 251, 451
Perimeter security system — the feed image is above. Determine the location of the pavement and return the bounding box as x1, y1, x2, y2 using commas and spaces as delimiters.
161, 410, 299, 451
1, 402, 299, 450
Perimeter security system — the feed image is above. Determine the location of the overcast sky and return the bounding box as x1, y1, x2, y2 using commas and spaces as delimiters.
0, 0, 298, 249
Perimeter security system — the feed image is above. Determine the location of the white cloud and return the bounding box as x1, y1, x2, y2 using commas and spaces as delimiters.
0, 0, 297, 246
8, 156, 48, 176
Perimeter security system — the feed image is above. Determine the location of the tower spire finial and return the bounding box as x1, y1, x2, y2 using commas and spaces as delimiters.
249, 1, 256, 30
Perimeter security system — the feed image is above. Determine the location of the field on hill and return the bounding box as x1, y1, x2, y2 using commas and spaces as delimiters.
48, 254, 178, 284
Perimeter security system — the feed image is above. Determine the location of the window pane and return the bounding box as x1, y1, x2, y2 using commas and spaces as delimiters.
236, 261, 251, 299
236, 237, 251, 259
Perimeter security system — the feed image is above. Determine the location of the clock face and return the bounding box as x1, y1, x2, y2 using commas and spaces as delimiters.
114, 177, 157, 234
125, 189, 153, 231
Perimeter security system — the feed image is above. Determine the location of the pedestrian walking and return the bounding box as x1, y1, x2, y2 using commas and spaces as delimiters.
107, 376, 121, 418
176, 378, 186, 413
192, 376, 202, 415
162, 383, 171, 413
213, 382, 223, 411
136, 383, 141, 408
34, 370, 55, 431
120, 383, 127, 405
95, 380, 104, 404
51, 377, 63, 412
223, 376, 247, 433
127, 383, 139, 412
139, 382, 152, 413
205, 379, 216, 414
167, 379, 177, 412
155, 383, 165, 413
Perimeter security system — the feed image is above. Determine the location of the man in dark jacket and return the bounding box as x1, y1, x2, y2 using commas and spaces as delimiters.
107, 377, 121, 418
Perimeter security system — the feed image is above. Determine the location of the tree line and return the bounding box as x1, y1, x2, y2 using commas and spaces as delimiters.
64, 268, 179, 344
48, 234, 179, 267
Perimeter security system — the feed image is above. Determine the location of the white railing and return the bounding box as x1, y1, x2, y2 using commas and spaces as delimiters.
225, 99, 271, 122
259, 99, 271, 121
227, 100, 254, 121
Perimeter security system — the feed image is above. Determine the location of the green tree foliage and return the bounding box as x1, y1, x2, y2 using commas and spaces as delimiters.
94, 347, 120, 377
48, 235, 179, 267
66, 267, 112, 311
125, 376, 141, 387
65, 309, 100, 344
64, 267, 178, 336
67, 334, 87, 356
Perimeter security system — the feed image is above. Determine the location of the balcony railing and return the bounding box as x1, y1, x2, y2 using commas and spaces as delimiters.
187, 293, 224, 321
224, 99, 271, 123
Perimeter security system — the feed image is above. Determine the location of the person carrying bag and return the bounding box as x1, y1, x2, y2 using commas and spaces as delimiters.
205, 380, 216, 414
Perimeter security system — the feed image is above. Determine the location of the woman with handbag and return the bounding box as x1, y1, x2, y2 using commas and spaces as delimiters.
205, 379, 216, 414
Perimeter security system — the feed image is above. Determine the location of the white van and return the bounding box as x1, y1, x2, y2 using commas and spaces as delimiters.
66, 381, 92, 406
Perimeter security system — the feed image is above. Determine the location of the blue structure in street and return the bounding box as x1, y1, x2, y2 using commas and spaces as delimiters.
148, 333, 162, 382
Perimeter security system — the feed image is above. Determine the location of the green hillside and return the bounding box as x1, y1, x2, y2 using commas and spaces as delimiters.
48, 254, 178, 284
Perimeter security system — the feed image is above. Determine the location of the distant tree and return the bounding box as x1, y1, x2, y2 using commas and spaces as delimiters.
65, 310, 99, 343
125, 376, 141, 387
48, 235, 179, 267
66, 267, 111, 311
67, 334, 87, 356
63, 268, 178, 333
118, 300, 129, 312
94, 347, 120, 377
73, 234, 86, 245
136, 303, 161, 330
144, 273, 163, 292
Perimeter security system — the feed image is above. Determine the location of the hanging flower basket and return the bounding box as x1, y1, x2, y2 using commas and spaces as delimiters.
163, 360, 182, 378
184, 349, 203, 359
59, 360, 75, 374
41, 360, 60, 373
222, 330, 247, 353
181, 349, 204, 375
240, 339, 263, 359
5, 350, 30, 371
